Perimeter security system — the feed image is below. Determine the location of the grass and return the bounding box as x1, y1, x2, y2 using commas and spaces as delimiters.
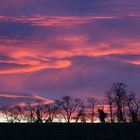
0, 123, 139, 140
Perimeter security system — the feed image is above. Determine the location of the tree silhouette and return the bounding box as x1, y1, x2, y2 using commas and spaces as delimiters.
0, 82, 140, 123
87, 97, 97, 123
45, 103, 58, 123
25, 103, 36, 123
1, 105, 23, 123
74, 102, 86, 123
110, 82, 127, 122
35, 100, 47, 123
98, 103, 107, 123
56, 96, 82, 123
106, 92, 114, 123
98, 109, 107, 123
127, 92, 139, 123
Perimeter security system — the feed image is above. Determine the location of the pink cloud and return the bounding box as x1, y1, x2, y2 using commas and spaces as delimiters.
1, 38, 140, 76
0, 15, 119, 28
0, 93, 54, 106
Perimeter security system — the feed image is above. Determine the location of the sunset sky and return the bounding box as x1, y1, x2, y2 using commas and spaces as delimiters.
0, 0, 140, 106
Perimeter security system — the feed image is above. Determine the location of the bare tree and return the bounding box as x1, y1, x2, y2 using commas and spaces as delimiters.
35, 100, 47, 123
106, 92, 114, 123
74, 102, 86, 123
87, 97, 97, 123
56, 96, 82, 123
127, 92, 139, 123
1, 105, 11, 123
1, 105, 24, 123
45, 103, 58, 123
110, 82, 127, 122
11, 105, 24, 123
24, 103, 36, 123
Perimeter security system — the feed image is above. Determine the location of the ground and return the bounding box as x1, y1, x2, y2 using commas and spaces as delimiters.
0, 123, 139, 140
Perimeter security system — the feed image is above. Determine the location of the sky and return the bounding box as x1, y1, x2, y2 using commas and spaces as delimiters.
0, 0, 140, 106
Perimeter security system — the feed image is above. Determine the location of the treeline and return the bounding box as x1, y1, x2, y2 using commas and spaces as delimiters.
1, 82, 140, 123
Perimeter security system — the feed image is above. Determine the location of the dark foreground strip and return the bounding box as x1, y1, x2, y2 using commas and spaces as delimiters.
0, 123, 139, 140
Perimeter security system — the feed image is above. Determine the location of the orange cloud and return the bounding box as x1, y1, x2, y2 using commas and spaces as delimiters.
41, 43, 140, 59
1, 43, 140, 75
1, 37, 140, 76
129, 60, 140, 65
0, 59, 71, 74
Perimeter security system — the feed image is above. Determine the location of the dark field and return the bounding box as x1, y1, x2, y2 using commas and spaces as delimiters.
0, 123, 140, 140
